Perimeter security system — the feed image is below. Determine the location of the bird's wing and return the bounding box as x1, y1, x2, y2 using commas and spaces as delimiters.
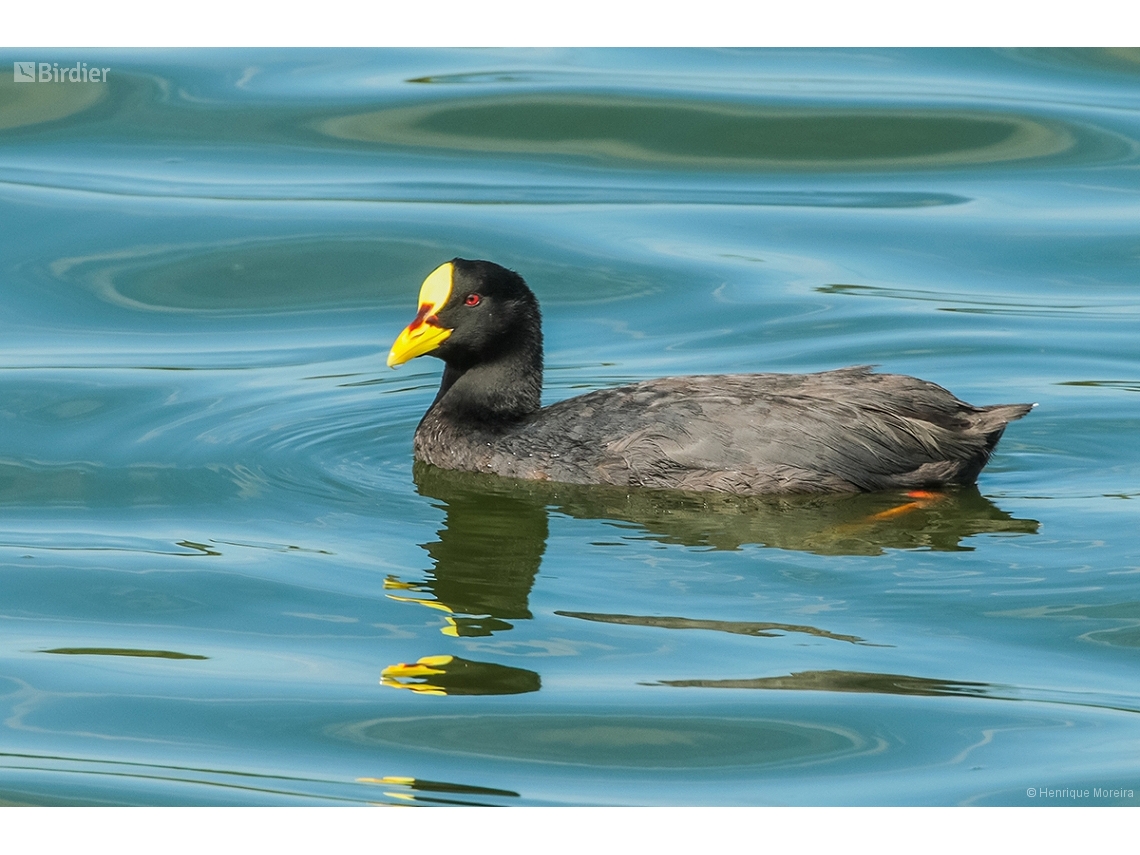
518, 369, 1023, 492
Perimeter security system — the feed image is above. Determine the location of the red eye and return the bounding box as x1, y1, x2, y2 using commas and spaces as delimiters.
464, 293, 481, 307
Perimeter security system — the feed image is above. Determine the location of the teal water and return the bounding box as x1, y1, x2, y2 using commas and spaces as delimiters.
1, 48, 1139, 806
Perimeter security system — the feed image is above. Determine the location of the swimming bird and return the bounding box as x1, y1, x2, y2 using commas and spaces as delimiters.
387, 259, 1032, 494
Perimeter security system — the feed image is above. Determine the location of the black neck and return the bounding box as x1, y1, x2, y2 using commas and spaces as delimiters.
430, 333, 544, 426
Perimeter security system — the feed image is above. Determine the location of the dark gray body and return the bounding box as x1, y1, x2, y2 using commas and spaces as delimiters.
413, 366, 1032, 495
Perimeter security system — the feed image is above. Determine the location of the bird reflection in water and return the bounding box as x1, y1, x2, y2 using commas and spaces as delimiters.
380, 654, 541, 696
386, 465, 548, 639
378, 463, 1038, 696
652, 669, 994, 697
357, 774, 520, 806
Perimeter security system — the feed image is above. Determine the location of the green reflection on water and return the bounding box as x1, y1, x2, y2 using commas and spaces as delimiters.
321, 96, 1084, 170
556, 611, 875, 645
346, 714, 867, 769
49, 238, 435, 314
40, 648, 209, 660
655, 669, 991, 697
0, 76, 107, 131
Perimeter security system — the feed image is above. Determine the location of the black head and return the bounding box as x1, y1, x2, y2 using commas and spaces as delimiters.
388, 259, 542, 371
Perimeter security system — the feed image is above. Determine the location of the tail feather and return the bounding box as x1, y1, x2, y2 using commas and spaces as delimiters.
979, 402, 1035, 426
972, 402, 1034, 464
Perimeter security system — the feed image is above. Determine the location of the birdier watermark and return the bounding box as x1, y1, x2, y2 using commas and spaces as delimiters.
13, 62, 109, 83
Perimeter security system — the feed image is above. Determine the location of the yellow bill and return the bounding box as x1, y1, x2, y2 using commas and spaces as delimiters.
387, 262, 455, 367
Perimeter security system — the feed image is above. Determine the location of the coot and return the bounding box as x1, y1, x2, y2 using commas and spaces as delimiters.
388, 259, 1031, 494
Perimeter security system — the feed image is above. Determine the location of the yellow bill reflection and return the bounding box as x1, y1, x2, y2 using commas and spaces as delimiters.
380, 654, 540, 696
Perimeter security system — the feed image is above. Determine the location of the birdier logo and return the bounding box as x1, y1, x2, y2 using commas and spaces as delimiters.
13, 61, 109, 83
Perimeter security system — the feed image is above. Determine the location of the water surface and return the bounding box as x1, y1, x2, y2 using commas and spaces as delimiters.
1, 48, 1139, 806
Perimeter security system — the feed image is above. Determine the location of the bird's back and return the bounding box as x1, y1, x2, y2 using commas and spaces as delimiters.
467, 367, 1032, 494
